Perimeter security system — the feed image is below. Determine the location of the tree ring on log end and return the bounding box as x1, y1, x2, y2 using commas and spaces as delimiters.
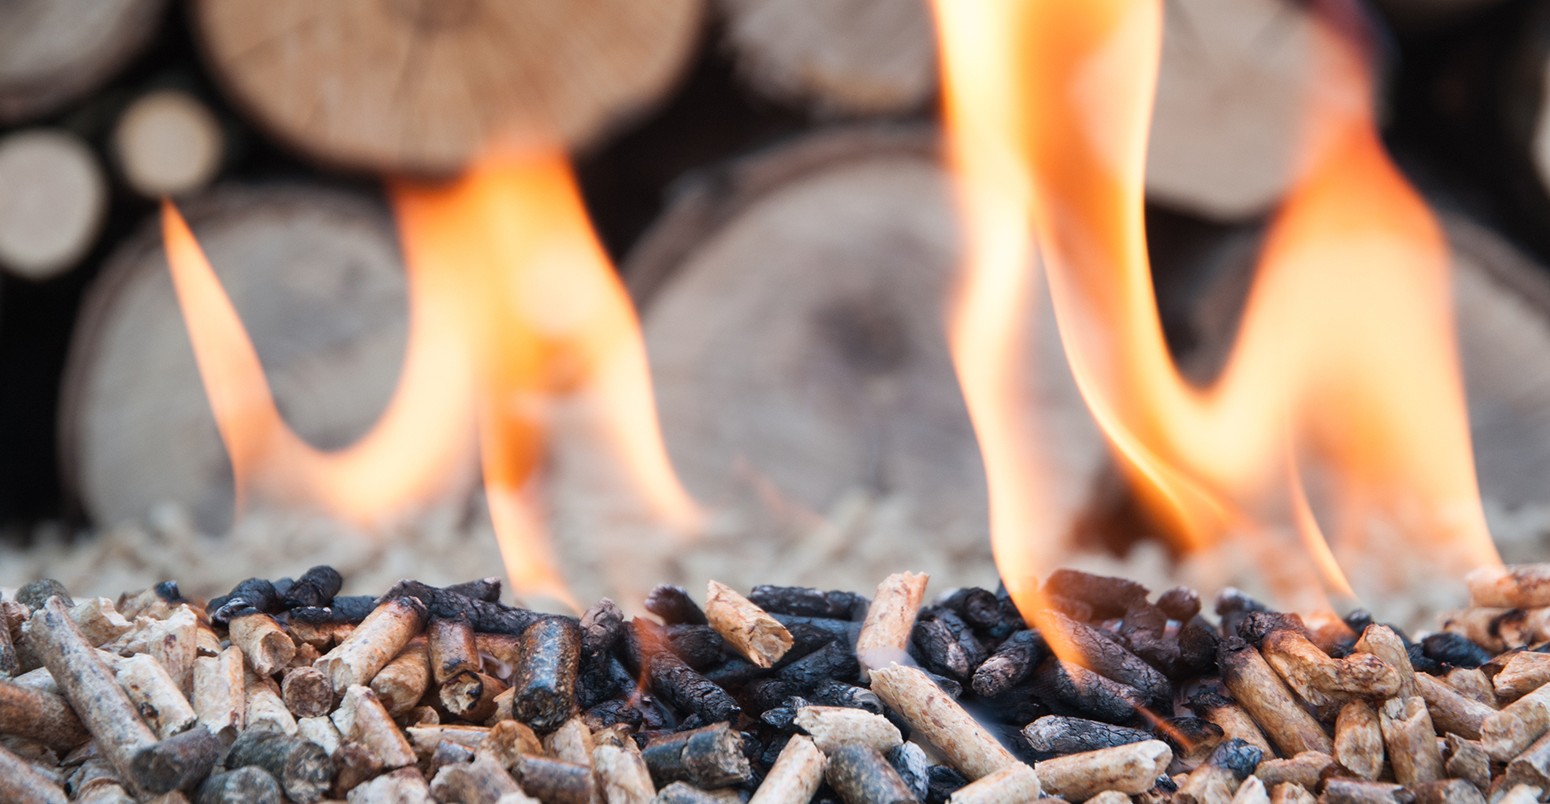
191, 0, 705, 175
60, 186, 423, 531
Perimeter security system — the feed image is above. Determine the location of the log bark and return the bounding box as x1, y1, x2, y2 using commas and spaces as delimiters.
59, 185, 461, 530
0, 0, 165, 124
191, 0, 704, 175
715, 0, 936, 116
608, 125, 1106, 596
0, 129, 107, 280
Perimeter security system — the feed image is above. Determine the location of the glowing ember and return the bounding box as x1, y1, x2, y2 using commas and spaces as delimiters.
933, 0, 1500, 618
165, 150, 698, 606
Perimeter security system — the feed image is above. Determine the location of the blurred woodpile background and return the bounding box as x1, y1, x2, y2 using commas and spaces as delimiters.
4, 0, 1550, 609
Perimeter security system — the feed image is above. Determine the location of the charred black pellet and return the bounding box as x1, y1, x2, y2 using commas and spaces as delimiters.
223, 729, 334, 802
271, 578, 294, 600
1021, 714, 1152, 759
1216, 588, 1270, 639
1178, 616, 1221, 675
1045, 594, 1095, 622
1040, 611, 1172, 707
512, 616, 582, 732
1043, 569, 1150, 620
1407, 643, 1442, 674
1421, 632, 1493, 668
513, 755, 598, 804
748, 585, 869, 620
825, 743, 916, 804
971, 629, 1048, 698
1157, 587, 1201, 621
581, 598, 625, 658
1237, 611, 1307, 645
443, 577, 502, 603
1204, 737, 1264, 779
197, 767, 282, 804
1343, 609, 1375, 635
329, 595, 377, 623
132, 725, 226, 795
279, 566, 342, 609
974, 680, 1048, 726
1121, 602, 1184, 676
1034, 657, 1147, 725
776, 640, 861, 689
16, 578, 73, 611
641, 723, 754, 788
209, 578, 279, 625
807, 679, 883, 713
925, 764, 968, 804
939, 587, 1018, 639
1159, 716, 1225, 762
666, 624, 729, 671
153, 580, 185, 603
383, 579, 544, 635
887, 742, 931, 801
583, 698, 645, 732
645, 585, 708, 626
744, 677, 803, 713
910, 608, 983, 682
577, 654, 635, 709
760, 702, 803, 731
648, 648, 742, 723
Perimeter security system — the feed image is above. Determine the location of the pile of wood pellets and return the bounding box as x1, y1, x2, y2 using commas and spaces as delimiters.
4, 563, 1550, 803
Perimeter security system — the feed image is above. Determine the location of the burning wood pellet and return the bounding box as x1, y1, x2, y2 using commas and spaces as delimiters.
17, 565, 1550, 800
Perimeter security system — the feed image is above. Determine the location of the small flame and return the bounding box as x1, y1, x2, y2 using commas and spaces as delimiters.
933, 0, 1500, 619
166, 150, 698, 605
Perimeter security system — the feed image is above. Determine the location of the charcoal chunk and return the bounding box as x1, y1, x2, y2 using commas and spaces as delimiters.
748, 586, 868, 620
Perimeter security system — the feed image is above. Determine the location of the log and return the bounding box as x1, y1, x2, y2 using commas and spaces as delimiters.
0, 0, 166, 124
607, 125, 1106, 596
1147, 0, 1323, 220
1186, 207, 1550, 557
0, 129, 108, 280
59, 185, 465, 530
191, 0, 705, 174
111, 89, 225, 198
715, 0, 936, 116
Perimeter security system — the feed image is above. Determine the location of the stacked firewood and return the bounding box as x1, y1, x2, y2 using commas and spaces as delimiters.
7, 565, 1550, 802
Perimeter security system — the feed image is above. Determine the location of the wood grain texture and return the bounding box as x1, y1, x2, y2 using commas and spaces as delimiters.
193, 0, 704, 174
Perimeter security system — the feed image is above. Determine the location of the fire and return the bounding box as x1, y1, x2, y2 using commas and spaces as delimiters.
164, 150, 698, 605
934, 0, 1500, 618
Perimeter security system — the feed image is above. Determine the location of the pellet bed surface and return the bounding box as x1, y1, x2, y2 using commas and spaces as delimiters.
0, 563, 1545, 802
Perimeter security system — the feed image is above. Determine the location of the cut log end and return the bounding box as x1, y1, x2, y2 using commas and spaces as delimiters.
0, 129, 107, 280
192, 0, 705, 174
112, 89, 225, 198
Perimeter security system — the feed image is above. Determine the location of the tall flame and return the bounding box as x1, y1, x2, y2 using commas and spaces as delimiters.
165, 150, 698, 605
935, 0, 1500, 617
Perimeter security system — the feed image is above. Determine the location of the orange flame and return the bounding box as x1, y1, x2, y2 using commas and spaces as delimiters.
934, 0, 1500, 618
165, 150, 698, 605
